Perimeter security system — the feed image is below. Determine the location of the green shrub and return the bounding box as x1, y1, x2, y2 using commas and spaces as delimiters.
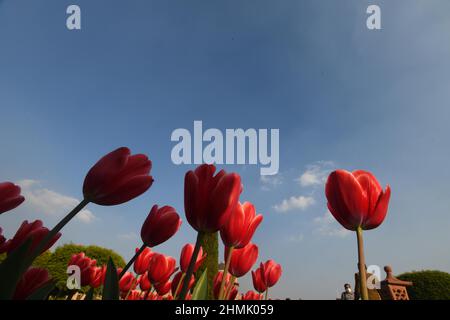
397, 270, 450, 300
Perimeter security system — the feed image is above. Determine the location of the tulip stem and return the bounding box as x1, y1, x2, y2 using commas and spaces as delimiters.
265, 288, 269, 300
178, 231, 205, 300
119, 243, 146, 280
28, 199, 90, 265
173, 272, 186, 300
356, 226, 369, 300
218, 246, 234, 300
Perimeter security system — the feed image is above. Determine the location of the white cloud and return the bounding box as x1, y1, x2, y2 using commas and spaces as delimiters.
18, 180, 97, 224
297, 161, 335, 187
260, 174, 283, 191
117, 232, 138, 241
313, 211, 351, 238
273, 195, 315, 213
286, 234, 304, 242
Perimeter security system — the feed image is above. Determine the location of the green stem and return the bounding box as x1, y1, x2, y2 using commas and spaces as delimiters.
265, 288, 269, 300
218, 246, 234, 300
28, 199, 90, 265
178, 231, 205, 300
356, 226, 369, 300
173, 272, 186, 299
118, 243, 146, 280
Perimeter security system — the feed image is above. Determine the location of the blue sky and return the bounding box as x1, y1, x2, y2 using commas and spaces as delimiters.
1, 0, 450, 299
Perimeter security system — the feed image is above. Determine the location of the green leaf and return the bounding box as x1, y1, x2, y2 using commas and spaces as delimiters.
191, 268, 208, 300
26, 281, 56, 300
102, 257, 119, 300
84, 287, 94, 300
0, 238, 33, 300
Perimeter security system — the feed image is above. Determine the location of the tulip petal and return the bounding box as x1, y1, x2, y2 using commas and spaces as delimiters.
363, 185, 391, 230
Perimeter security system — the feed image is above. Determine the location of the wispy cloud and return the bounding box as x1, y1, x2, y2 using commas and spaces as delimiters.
297, 161, 335, 187
18, 179, 97, 224
273, 195, 315, 213
117, 232, 138, 241
260, 174, 283, 191
313, 211, 351, 238
286, 234, 304, 243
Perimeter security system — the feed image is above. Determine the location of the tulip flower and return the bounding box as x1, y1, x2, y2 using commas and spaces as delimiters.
180, 243, 206, 273
0, 182, 25, 215
218, 202, 262, 299
133, 247, 154, 275
242, 290, 263, 300
119, 205, 181, 280
180, 164, 242, 300
220, 202, 263, 249
68, 252, 97, 287
261, 260, 282, 288
13, 267, 51, 300
89, 266, 105, 288
227, 243, 258, 278
214, 271, 238, 300
126, 290, 142, 300
154, 279, 172, 296
325, 169, 391, 300
119, 272, 137, 293
139, 271, 152, 291
83, 147, 154, 206
141, 205, 182, 247
184, 164, 242, 233
171, 271, 195, 298
5, 220, 61, 256
147, 253, 176, 286
251, 267, 267, 294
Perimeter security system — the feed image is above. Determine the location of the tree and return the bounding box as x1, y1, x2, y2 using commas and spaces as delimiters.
397, 270, 450, 300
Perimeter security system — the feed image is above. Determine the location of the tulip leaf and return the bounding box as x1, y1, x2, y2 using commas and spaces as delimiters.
191, 268, 208, 300
0, 238, 33, 300
84, 287, 95, 300
26, 281, 56, 300
102, 257, 119, 300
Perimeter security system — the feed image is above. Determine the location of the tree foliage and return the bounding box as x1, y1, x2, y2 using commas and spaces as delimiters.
397, 270, 450, 300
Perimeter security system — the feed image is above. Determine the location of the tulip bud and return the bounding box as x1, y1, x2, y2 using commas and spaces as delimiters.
147, 253, 176, 286
184, 164, 242, 232
13, 267, 51, 300
83, 147, 154, 206
141, 205, 182, 247
226, 243, 258, 278
68, 252, 97, 287
134, 247, 154, 275
180, 243, 206, 273
0, 182, 25, 215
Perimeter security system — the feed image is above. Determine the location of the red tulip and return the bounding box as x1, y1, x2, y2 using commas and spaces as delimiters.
13, 267, 51, 300
126, 290, 142, 300
0, 182, 25, 215
261, 260, 282, 288
180, 243, 206, 273
68, 252, 97, 287
226, 242, 258, 278
171, 271, 195, 296
184, 164, 242, 232
154, 279, 172, 296
83, 147, 154, 206
325, 169, 391, 230
141, 205, 182, 247
251, 267, 266, 293
147, 253, 176, 285
242, 290, 263, 300
213, 271, 238, 300
220, 202, 263, 248
89, 266, 105, 288
145, 292, 163, 300
139, 271, 152, 291
5, 220, 61, 255
134, 247, 154, 275
119, 272, 137, 292
0, 227, 7, 254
